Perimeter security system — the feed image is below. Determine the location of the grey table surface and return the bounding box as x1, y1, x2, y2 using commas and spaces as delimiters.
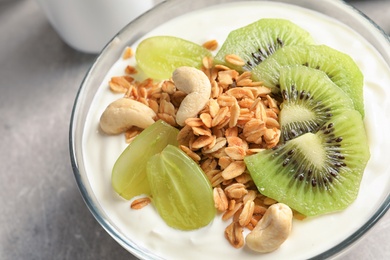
0, 0, 389, 259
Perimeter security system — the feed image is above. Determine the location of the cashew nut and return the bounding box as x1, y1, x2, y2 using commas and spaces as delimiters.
99, 98, 156, 134
172, 66, 211, 126
245, 203, 293, 253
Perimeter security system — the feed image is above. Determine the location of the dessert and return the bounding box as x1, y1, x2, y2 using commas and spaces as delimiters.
80, 1, 390, 259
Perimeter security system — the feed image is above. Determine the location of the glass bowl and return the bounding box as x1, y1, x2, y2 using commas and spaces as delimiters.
70, 0, 390, 259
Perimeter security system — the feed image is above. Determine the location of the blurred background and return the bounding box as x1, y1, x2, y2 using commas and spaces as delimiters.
0, 0, 389, 259
347, 0, 390, 34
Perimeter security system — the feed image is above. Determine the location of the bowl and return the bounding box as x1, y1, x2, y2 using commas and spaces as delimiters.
70, 0, 390, 259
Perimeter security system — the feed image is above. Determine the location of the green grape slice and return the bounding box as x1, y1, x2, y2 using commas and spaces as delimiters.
147, 145, 215, 230
135, 36, 211, 80
111, 120, 179, 200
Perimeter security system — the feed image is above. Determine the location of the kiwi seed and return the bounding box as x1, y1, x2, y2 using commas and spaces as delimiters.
245, 37, 285, 70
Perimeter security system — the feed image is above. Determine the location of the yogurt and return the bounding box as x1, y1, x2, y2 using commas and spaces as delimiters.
81, 1, 390, 259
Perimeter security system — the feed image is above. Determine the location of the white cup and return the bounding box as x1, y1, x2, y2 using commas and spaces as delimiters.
36, 0, 157, 53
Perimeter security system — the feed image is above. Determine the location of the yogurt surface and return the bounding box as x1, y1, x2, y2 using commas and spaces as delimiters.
81, 1, 390, 259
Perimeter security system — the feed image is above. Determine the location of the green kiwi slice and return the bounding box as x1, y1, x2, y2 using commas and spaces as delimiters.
214, 18, 314, 71
252, 44, 364, 116
278, 65, 355, 142
244, 109, 370, 217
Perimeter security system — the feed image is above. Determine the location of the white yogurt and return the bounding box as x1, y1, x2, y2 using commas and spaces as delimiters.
82, 1, 390, 259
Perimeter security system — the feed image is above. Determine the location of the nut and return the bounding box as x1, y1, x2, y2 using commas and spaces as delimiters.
172, 66, 211, 126
245, 203, 293, 253
100, 98, 156, 134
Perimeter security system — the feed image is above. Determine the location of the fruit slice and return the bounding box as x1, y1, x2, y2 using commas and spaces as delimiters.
214, 18, 314, 71
278, 65, 355, 142
147, 145, 215, 230
244, 110, 370, 216
136, 36, 211, 80
111, 120, 179, 200
252, 45, 364, 116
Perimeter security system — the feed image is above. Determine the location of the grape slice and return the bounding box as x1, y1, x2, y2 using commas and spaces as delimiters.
135, 36, 211, 80
111, 120, 179, 200
147, 145, 215, 230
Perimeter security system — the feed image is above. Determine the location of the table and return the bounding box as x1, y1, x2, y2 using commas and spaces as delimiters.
1, 0, 389, 259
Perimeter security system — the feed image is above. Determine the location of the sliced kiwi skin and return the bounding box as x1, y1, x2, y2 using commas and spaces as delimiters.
214, 18, 314, 72
244, 109, 370, 217
278, 65, 355, 142
251, 44, 364, 117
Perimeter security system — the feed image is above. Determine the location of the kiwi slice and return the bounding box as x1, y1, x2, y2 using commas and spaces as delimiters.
252, 44, 364, 116
214, 18, 314, 71
278, 65, 355, 142
244, 109, 370, 217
